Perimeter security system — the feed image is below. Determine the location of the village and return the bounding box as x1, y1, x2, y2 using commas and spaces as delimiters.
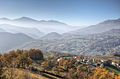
56, 55, 120, 73
32, 53, 120, 79
1, 49, 120, 79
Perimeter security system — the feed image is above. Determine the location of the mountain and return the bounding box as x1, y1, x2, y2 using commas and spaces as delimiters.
0, 17, 78, 34
1, 18, 120, 55
84, 29, 120, 55
0, 32, 34, 53
102, 29, 120, 35
0, 24, 44, 39
0, 17, 11, 22
14, 17, 39, 22
67, 18, 120, 35
41, 32, 62, 40
16, 29, 120, 55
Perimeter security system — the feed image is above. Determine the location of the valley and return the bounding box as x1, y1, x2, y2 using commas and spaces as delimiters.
0, 18, 120, 79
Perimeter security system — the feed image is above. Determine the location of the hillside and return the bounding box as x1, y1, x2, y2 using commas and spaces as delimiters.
66, 18, 120, 35
41, 32, 62, 40
18, 28, 120, 55
0, 24, 44, 39
1, 18, 120, 55
0, 32, 34, 52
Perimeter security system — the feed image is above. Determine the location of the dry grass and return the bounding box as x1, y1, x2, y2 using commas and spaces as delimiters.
3, 68, 48, 79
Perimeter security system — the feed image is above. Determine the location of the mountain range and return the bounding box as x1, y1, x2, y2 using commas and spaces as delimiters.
0, 24, 44, 39
17, 29, 120, 55
0, 17, 120, 55
66, 18, 120, 35
0, 17, 78, 34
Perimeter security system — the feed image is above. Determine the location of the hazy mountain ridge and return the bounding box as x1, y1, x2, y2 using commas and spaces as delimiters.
0, 17, 78, 34
0, 32, 34, 53
41, 32, 62, 40
0, 24, 44, 39
86, 29, 120, 55
0, 18, 120, 55
17, 29, 120, 55
66, 18, 120, 35
14, 18, 120, 55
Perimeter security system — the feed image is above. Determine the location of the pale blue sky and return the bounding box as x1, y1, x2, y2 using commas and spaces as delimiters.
0, 0, 120, 26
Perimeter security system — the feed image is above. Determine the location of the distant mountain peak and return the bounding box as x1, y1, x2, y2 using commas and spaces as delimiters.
49, 20, 62, 22
47, 32, 61, 35
14, 17, 38, 22
41, 32, 62, 39
45, 32, 62, 37
39, 20, 67, 25
20, 17, 33, 19
48, 20, 67, 25
0, 17, 10, 21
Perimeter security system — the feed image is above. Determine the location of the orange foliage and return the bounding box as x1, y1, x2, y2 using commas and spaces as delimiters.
115, 75, 120, 79
90, 67, 115, 79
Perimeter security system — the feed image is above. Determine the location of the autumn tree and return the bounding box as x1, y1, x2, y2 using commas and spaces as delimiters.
115, 74, 120, 79
28, 49, 43, 61
90, 67, 115, 79
16, 53, 32, 68
0, 55, 6, 79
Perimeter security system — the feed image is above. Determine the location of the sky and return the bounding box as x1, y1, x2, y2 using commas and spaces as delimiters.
0, 0, 120, 26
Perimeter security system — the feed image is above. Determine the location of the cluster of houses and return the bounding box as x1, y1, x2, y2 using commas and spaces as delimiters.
57, 55, 120, 71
